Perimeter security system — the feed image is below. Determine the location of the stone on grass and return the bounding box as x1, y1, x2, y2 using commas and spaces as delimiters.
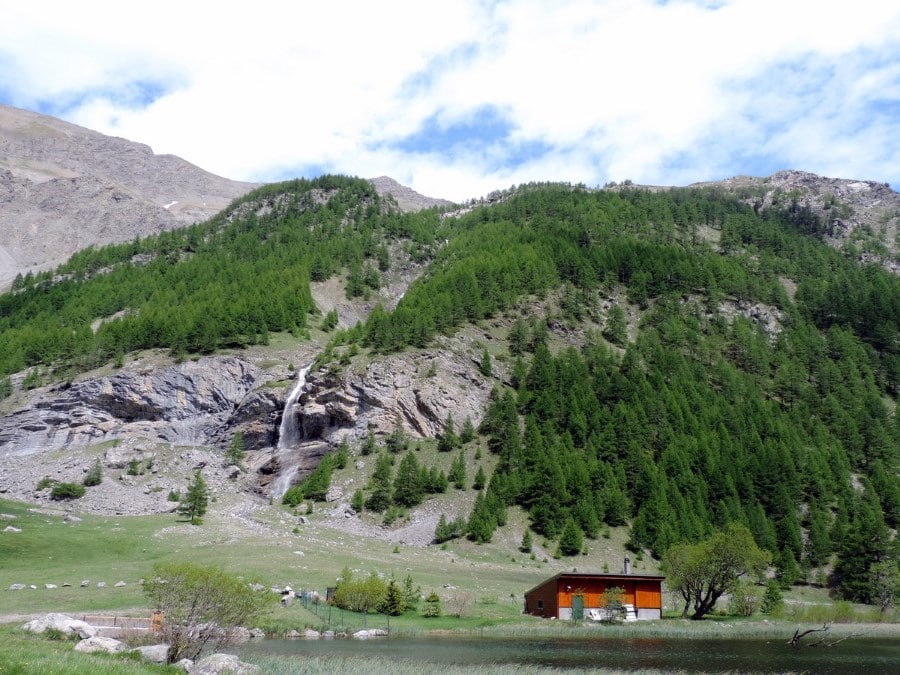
131, 643, 170, 664
22, 613, 96, 639
3, 526, 22, 533
9, 584, 25, 590
74, 635, 127, 653
114, 580, 127, 587
190, 653, 260, 675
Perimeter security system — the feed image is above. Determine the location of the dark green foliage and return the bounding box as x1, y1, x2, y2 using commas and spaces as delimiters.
760, 580, 783, 615
350, 489, 364, 512
472, 465, 486, 491
321, 309, 339, 332
365, 453, 394, 513
557, 517, 584, 557
434, 513, 467, 543
226, 431, 245, 465
520, 528, 533, 553
449, 450, 467, 489
0, 376, 11, 399
177, 470, 209, 525
459, 417, 476, 444
82, 458, 103, 487
393, 452, 425, 507
282, 450, 342, 506
49, 482, 85, 500
603, 303, 628, 346
360, 430, 377, 456
437, 413, 459, 452
385, 422, 409, 454
0, 175, 443, 379
479, 348, 493, 377
379, 579, 406, 616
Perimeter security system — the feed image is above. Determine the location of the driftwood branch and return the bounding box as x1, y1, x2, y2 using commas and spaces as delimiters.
787, 623, 830, 646
787, 623, 864, 648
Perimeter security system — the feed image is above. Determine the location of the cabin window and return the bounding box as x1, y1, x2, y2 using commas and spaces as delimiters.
537, 600, 543, 609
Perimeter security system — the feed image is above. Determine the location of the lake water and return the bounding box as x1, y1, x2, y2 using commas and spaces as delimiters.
239, 634, 900, 673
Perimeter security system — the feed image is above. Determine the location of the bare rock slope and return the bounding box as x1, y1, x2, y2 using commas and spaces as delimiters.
0, 104, 257, 287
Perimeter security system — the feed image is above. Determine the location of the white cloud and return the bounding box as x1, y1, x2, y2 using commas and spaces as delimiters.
1, 0, 898, 201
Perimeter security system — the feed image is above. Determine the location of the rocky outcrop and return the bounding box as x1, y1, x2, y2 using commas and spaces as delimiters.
281, 346, 492, 450
0, 356, 260, 456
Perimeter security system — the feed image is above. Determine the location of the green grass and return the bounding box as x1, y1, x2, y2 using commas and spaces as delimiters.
0, 625, 178, 674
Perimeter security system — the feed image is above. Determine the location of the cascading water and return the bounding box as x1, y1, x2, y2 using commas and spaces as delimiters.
271, 365, 311, 498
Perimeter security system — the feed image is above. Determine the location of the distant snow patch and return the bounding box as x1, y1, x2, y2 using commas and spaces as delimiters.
162, 201, 178, 209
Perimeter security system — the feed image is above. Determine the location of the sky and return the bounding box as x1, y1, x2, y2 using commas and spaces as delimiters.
1, 0, 898, 202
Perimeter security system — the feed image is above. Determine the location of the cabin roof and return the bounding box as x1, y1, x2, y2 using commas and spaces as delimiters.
524, 571, 665, 597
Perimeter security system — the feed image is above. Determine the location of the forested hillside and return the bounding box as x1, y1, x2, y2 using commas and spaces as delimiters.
0, 176, 896, 605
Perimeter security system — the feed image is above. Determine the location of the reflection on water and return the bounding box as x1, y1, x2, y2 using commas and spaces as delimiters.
239, 635, 900, 674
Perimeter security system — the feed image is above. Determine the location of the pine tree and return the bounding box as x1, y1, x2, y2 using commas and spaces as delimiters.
479, 348, 493, 377
472, 465, 486, 491
83, 458, 103, 487
460, 417, 476, 444
557, 517, 584, 557
393, 452, 424, 507
177, 470, 209, 525
520, 528, 533, 553
403, 574, 421, 612
379, 579, 406, 616
449, 450, 467, 489
438, 414, 459, 452
226, 431, 245, 466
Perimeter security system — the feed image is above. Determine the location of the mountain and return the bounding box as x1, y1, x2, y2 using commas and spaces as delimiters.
0, 103, 258, 287
0, 110, 897, 606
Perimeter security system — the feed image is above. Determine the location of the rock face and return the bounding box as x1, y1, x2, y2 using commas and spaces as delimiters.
0, 104, 256, 288
0, 356, 260, 455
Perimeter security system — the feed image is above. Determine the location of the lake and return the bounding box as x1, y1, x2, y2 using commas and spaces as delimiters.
238, 634, 900, 673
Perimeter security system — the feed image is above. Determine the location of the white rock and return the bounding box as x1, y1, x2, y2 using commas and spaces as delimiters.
190, 653, 260, 674
132, 643, 170, 663
22, 613, 96, 639
44, 583, 58, 589
74, 635, 127, 653
114, 581, 127, 587
8, 584, 26, 590
96, 581, 106, 588
3, 526, 21, 533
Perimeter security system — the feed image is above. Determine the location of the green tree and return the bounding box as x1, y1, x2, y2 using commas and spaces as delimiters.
422, 591, 442, 617
438, 413, 459, 452
365, 453, 394, 512
520, 528, 533, 553
403, 574, 421, 612
760, 580, 783, 615
460, 417, 476, 444
393, 452, 425, 507
144, 561, 270, 663
226, 431, 245, 466
604, 303, 628, 346
472, 465, 486, 491
449, 450, 467, 490
557, 517, 584, 557
177, 470, 210, 525
351, 488, 364, 513
479, 348, 493, 377
661, 523, 770, 620
82, 458, 103, 487
379, 578, 407, 616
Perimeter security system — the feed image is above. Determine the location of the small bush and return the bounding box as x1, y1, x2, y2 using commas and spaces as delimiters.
83, 459, 103, 487
167, 490, 181, 502
50, 482, 86, 500
36, 477, 56, 490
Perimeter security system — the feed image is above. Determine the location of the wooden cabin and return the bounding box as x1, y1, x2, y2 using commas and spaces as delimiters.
524, 571, 664, 621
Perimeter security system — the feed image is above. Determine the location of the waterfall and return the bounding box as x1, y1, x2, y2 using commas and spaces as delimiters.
271, 365, 311, 498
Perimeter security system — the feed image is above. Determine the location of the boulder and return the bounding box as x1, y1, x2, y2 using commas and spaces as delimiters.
190, 653, 260, 675
74, 635, 127, 653
8, 583, 25, 590
132, 643, 170, 664
303, 628, 320, 638
22, 613, 96, 639
3, 526, 21, 533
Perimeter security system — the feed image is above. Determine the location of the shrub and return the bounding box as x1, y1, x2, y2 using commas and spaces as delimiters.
50, 482, 86, 500
36, 477, 56, 491
422, 591, 442, 617
83, 459, 103, 487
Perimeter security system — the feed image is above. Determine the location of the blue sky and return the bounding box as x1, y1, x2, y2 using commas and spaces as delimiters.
1, 0, 898, 201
